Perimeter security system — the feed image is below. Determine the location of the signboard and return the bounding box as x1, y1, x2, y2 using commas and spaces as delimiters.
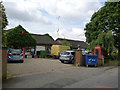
36, 46, 45, 51
88, 58, 96, 64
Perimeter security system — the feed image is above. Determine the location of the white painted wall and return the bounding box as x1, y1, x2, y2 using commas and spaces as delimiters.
36, 46, 45, 51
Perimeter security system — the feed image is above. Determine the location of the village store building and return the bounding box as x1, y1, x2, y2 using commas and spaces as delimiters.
31, 34, 60, 56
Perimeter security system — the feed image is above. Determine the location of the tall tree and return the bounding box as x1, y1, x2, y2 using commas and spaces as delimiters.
6, 25, 37, 48
88, 31, 114, 57
84, 1, 120, 60
0, 2, 8, 46
0, 2, 8, 29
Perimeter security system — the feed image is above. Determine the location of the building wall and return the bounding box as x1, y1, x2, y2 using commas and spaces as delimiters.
45, 45, 51, 51
35, 45, 52, 56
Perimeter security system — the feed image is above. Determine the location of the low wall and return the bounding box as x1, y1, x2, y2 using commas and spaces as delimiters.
2, 47, 7, 80
97, 55, 104, 66
75, 50, 85, 66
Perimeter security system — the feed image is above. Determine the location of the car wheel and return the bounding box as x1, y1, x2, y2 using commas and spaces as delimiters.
53, 55, 56, 59
20, 60, 24, 63
7, 61, 10, 63
61, 60, 64, 63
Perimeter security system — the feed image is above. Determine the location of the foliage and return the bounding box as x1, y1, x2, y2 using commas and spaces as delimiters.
0, 2, 8, 47
84, 1, 120, 60
88, 31, 114, 56
6, 25, 37, 48
0, 2, 8, 29
110, 50, 118, 60
61, 40, 72, 47
104, 60, 119, 66
44, 33, 54, 40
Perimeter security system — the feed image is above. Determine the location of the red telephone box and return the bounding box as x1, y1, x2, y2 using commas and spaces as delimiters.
94, 45, 104, 66
94, 45, 102, 56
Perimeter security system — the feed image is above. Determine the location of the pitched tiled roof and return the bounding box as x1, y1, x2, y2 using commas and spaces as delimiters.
32, 34, 60, 45
4, 29, 60, 45
56, 38, 88, 49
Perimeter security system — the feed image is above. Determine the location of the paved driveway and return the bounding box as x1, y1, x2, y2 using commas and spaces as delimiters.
5, 58, 118, 88
7, 58, 73, 77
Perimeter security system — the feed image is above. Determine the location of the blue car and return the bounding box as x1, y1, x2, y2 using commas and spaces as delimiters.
7, 48, 24, 63
59, 50, 75, 64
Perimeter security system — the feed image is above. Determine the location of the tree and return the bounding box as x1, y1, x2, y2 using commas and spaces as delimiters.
0, 2, 8, 29
88, 31, 114, 56
84, 1, 120, 60
61, 40, 72, 47
0, 2, 8, 46
6, 25, 37, 48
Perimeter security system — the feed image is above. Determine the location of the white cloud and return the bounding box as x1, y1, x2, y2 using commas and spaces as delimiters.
4, 1, 52, 25
3, 0, 102, 41
48, 28, 86, 41
35, 0, 101, 21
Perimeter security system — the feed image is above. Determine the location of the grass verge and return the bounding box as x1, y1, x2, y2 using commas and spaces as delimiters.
104, 60, 119, 66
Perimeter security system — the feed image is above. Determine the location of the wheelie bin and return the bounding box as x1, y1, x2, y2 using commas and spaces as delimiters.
85, 55, 98, 67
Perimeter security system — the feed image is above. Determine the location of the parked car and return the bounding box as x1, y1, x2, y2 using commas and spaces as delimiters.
82, 50, 92, 55
59, 50, 75, 64
60, 51, 66, 56
7, 48, 24, 63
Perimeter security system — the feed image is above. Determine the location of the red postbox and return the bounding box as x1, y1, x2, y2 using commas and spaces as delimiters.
94, 45, 102, 56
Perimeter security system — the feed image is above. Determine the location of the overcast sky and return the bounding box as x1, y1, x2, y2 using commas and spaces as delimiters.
3, 0, 107, 41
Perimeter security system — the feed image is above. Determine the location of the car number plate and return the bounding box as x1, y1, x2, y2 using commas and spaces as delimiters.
64, 61, 68, 63
14, 55, 19, 57
62, 56, 65, 58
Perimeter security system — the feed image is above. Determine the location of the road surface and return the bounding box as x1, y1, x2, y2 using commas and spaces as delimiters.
3, 66, 118, 88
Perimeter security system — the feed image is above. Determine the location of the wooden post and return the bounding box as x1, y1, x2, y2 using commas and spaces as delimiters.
34, 46, 36, 54
0, 47, 2, 88
24, 47, 25, 57
2, 47, 7, 80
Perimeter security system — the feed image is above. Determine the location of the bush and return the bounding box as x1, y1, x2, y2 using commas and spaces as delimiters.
104, 59, 119, 66
111, 50, 118, 60
109, 60, 119, 66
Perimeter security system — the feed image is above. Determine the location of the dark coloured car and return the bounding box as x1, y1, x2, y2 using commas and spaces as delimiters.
7, 48, 24, 63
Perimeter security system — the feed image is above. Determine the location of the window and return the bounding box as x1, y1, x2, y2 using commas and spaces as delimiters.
11, 49, 22, 54
64, 52, 70, 55
96, 49, 99, 55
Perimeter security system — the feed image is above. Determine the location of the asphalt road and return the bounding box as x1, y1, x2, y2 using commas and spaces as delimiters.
64, 67, 118, 88
3, 66, 118, 88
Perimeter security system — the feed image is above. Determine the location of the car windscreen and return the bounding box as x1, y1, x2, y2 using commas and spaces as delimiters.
61, 51, 65, 55
10, 49, 22, 54
63, 52, 70, 55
